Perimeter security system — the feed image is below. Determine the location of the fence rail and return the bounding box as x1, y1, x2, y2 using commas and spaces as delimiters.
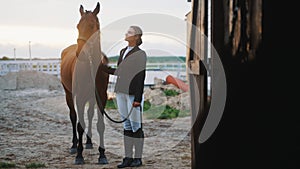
109, 62, 186, 71
0, 60, 186, 88
0, 60, 61, 77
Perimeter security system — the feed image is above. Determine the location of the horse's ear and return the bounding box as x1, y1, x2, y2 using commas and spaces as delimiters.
79, 5, 84, 16
92, 2, 100, 16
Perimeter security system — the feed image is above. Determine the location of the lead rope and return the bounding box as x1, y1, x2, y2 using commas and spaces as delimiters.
88, 55, 138, 123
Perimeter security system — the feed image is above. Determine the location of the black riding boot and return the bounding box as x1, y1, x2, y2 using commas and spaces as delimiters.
117, 130, 133, 168
130, 128, 144, 167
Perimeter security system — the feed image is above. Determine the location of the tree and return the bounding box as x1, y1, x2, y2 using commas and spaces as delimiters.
1, 56, 10, 60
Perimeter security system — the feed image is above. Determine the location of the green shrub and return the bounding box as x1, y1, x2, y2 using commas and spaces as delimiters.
158, 105, 180, 119
178, 110, 191, 117
105, 99, 188, 119
25, 162, 46, 168
163, 89, 179, 97
0, 162, 16, 168
143, 100, 151, 111
143, 104, 184, 119
143, 105, 166, 119
105, 99, 151, 111
105, 99, 117, 109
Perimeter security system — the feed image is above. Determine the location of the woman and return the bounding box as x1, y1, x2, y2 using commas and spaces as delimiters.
102, 25, 146, 168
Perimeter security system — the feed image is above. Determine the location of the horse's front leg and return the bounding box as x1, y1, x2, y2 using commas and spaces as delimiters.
75, 101, 86, 165
64, 88, 78, 154
86, 100, 95, 149
97, 108, 108, 164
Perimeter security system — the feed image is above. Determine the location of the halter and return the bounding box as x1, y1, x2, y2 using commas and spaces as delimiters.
77, 37, 88, 42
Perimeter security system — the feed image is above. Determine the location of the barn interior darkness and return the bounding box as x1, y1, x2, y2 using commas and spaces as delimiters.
187, 0, 299, 168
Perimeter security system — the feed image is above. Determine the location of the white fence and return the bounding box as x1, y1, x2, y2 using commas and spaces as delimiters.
0, 60, 61, 77
0, 60, 186, 86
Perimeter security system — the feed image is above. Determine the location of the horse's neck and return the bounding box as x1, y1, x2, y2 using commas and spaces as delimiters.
77, 30, 101, 57
76, 31, 102, 77
76, 31, 102, 58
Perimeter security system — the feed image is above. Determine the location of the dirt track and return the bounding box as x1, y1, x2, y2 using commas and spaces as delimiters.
0, 88, 191, 169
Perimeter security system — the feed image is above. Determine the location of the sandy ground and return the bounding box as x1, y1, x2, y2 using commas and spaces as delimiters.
0, 88, 191, 169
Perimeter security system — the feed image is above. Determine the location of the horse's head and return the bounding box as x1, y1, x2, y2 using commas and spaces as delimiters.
75, 2, 103, 60
77, 2, 100, 41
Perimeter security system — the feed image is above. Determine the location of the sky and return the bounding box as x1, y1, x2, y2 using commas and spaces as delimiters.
0, 0, 191, 59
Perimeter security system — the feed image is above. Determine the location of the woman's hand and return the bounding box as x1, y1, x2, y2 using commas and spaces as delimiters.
132, 101, 141, 107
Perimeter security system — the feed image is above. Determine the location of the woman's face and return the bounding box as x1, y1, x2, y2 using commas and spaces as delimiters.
125, 27, 137, 42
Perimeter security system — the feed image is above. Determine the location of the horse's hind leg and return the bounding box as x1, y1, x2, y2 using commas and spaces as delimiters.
97, 108, 108, 164
63, 86, 78, 154
86, 100, 95, 149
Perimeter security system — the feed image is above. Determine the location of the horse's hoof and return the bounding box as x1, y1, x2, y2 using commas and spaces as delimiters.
75, 157, 85, 165
85, 143, 93, 149
98, 157, 108, 164
70, 148, 77, 154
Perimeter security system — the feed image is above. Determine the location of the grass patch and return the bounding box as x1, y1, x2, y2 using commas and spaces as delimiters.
25, 162, 46, 168
178, 109, 191, 117
158, 105, 180, 119
143, 100, 151, 111
0, 162, 16, 168
105, 99, 117, 109
144, 105, 166, 119
105, 99, 188, 119
163, 89, 179, 97
105, 99, 152, 111
143, 104, 187, 119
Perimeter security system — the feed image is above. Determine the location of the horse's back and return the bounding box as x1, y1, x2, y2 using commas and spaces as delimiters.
60, 44, 110, 106
60, 44, 77, 92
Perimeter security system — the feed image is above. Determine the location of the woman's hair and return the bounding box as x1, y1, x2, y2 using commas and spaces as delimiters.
130, 25, 143, 46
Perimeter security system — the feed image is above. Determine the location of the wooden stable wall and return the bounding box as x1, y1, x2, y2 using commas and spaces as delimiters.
186, 0, 208, 168
185, 0, 299, 168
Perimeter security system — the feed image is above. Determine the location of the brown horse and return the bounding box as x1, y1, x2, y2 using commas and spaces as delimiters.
60, 2, 109, 164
